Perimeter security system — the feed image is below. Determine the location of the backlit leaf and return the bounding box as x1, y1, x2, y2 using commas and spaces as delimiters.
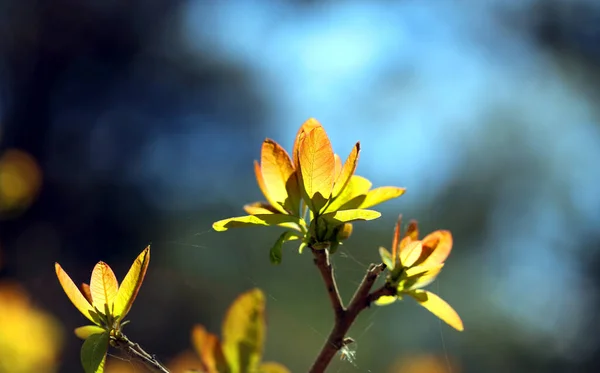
222, 288, 265, 373
409, 290, 464, 331
358, 186, 406, 209
269, 231, 301, 265
254, 161, 287, 214
75, 325, 106, 340
192, 325, 229, 373
213, 214, 303, 232
260, 362, 292, 373
405, 220, 419, 241
374, 295, 397, 306
319, 209, 381, 225
418, 230, 453, 267
260, 140, 296, 209
333, 154, 342, 181
292, 118, 322, 167
404, 264, 444, 290
80, 332, 109, 373
331, 142, 360, 199
89, 262, 119, 311
55, 263, 95, 322
298, 126, 335, 213
113, 246, 150, 320
391, 215, 402, 259
243, 202, 279, 215
324, 175, 372, 212
399, 241, 422, 268
379, 247, 394, 269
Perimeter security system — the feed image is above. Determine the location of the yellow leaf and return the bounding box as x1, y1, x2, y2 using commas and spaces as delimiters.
324, 175, 372, 212
399, 241, 422, 268
212, 214, 303, 232
331, 142, 360, 199
192, 325, 229, 373
379, 247, 394, 269
333, 154, 342, 181
292, 118, 322, 167
259, 362, 291, 373
112, 246, 150, 320
254, 161, 287, 214
298, 126, 335, 213
320, 209, 381, 225
260, 140, 296, 210
358, 186, 406, 209
243, 202, 280, 215
403, 264, 444, 291
409, 290, 463, 331
75, 325, 106, 340
374, 295, 397, 306
418, 230, 453, 267
222, 288, 265, 373
55, 263, 95, 323
90, 262, 119, 312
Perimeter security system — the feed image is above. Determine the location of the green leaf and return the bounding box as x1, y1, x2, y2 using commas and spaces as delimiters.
213, 214, 302, 232
74, 325, 106, 340
378, 247, 394, 269
324, 175, 372, 212
222, 289, 266, 373
358, 186, 406, 209
269, 231, 301, 264
260, 362, 292, 373
80, 332, 109, 373
408, 290, 464, 331
319, 209, 381, 224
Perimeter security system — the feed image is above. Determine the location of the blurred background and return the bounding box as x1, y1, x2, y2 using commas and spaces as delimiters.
1, 0, 600, 372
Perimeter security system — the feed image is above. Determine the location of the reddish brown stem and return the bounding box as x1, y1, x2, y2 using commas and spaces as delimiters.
309, 248, 393, 373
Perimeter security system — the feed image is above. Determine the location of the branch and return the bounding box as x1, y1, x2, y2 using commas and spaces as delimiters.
112, 333, 170, 373
309, 249, 390, 373
311, 247, 345, 318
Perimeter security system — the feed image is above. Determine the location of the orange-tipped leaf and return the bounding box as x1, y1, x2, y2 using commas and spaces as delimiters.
331, 142, 360, 198
113, 246, 150, 320
89, 262, 119, 311
55, 263, 95, 322
298, 126, 336, 213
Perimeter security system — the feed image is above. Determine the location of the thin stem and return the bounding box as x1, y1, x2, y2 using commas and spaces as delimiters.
311, 247, 345, 319
309, 248, 393, 373
112, 333, 170, 373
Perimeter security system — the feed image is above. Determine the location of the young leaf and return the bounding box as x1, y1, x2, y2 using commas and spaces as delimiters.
260, 140, 296, 207
80, 283, 93, 304
292, 118, 322, 167
298, 126, 335, 213
89, 262, 119, 311
192, 325, 229, 373
55, 263, 95, 323
222, 288, 265, 373
269, 231, 301, 265
243, 202, 280, 215
260, 362, 292, 373
254, 161, 287, 215
319, 209, 381, 225
113, 246, 150, 320
374, 295, 397, 306
378, 247, 394, 269
418, 230, 453, 267
324, 175, 372, 212
399, 241, 423, 268
331, 142, 360, 198
80, 332, 109, 373
358, 186, 406, 209
213, 214, 303, 232
75, 325, 106, 340
408, 290, 464, 331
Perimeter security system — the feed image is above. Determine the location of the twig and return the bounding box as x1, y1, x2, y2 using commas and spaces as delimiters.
112, 333, 170, 373
311, 247, 345, 319
309, 249, 394, 373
